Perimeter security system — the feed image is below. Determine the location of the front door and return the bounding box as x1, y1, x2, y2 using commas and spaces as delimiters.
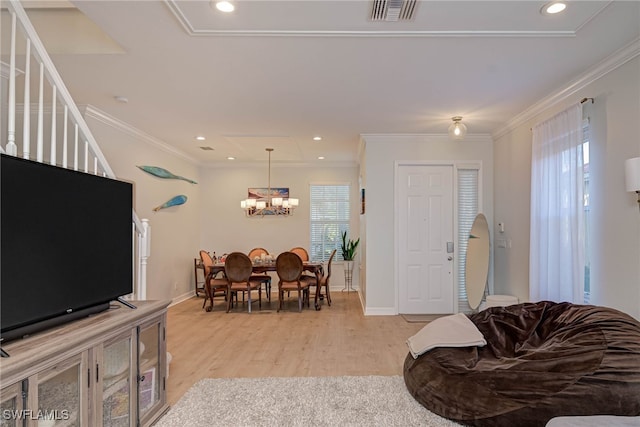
398, 164, 454, 314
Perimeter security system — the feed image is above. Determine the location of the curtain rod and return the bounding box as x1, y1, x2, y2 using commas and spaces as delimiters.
530, 98, 594, 131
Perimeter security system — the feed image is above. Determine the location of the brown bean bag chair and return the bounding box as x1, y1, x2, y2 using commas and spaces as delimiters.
403, 301, 640, 427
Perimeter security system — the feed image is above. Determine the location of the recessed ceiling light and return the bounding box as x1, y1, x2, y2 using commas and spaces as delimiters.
541, 2, 566, 15
196, 136, 206, 141
214, 1, 234, 12
313, 136, 322, 141
318, 156, 325, 160
227, 156, 235, 160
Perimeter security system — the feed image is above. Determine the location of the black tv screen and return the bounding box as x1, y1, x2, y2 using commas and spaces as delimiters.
1, 154, 133, 342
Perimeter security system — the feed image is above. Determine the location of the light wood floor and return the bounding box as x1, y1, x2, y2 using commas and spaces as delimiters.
165, 291, 425, 405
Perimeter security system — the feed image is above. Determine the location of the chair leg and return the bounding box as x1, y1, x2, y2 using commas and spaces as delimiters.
277, 289, 283, 312
226, 287, 232, 312
247, 286, 252, 313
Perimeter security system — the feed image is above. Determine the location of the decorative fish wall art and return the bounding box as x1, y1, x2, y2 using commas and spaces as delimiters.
153, 195, 188, 212
137, 165, 197, 184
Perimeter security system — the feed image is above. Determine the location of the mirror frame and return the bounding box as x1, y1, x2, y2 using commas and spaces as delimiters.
465, 213, 490, 310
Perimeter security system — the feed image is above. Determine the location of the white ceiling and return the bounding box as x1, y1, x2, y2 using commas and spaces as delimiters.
18, 0, 640, 165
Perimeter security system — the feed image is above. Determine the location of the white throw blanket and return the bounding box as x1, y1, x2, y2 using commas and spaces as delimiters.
406, 313, 487, 359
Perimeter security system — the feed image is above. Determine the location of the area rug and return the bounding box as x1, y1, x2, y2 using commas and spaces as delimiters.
154, 375, 461, 426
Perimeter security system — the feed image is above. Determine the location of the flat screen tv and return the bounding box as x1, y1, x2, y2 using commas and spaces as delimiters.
1, 154, 133, 344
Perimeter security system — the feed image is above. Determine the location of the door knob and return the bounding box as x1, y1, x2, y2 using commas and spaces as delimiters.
447, 256, 453, 261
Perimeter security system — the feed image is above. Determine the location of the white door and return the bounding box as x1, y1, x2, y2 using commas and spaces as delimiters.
398, 165, 454, 314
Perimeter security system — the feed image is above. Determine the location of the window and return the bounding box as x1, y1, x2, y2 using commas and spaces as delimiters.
583, 120, 591, 303
530, 103, 585, 303
309, 184, 350, 262
457, 168, 479, 313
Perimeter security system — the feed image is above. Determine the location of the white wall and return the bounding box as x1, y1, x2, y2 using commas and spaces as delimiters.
493, 55, 640, 319
85, 114, 202, 301
361, 134, 494, 314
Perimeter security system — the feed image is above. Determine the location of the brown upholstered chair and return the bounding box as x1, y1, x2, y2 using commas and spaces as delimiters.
290, 246, 315, 283
302, 249, 336, 306
276, 251, 310, 312
289, 247, 309, 261
199, 250, 229, 311
224, 252, 262, 313
247, 247, 272, 301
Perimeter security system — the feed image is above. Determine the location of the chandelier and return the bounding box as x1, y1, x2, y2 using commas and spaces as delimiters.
241, 148, 298, 217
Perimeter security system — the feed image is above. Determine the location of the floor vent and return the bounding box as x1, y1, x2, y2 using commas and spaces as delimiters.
370, 0, 417, 21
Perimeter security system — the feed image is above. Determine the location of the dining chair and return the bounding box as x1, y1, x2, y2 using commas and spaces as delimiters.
290, 246, 315, 284
276, 251, 310, 312
289, 247, 309, 261
302, 249, 336, 307
224, 252, 262, 313
199, 250, 229, 311
247, 247, 272, 301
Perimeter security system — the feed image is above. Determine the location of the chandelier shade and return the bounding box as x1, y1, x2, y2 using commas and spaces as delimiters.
241, 148, 298, 217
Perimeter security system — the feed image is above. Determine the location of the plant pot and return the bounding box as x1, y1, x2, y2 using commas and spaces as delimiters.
343, 260, 354, 292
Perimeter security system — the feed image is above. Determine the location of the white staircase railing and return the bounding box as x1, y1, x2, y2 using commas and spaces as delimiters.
1, 0, 150, 299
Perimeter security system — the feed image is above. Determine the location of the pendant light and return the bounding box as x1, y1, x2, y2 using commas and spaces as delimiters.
448, 116, 467, 141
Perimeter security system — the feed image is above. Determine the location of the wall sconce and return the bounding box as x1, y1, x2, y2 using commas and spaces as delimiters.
625, 157, 640, 211
448, 116, 467, 140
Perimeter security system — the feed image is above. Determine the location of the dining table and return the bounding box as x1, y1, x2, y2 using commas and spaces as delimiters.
206, 261, 325, 311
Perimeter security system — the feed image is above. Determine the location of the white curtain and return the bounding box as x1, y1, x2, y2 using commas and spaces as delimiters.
530, 103, 585, 303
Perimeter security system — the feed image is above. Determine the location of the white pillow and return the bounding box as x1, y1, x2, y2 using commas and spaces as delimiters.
406, 313, 486, 359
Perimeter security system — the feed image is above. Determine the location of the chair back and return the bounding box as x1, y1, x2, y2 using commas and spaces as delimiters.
224, 252, 253, 283
325, 249, 337, 280
276, 252, 303, 282
200, 250, 214, 274
290, 247, 309, 262
248, 247, 269, 259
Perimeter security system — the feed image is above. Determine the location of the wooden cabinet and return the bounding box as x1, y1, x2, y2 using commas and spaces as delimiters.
0, 300, 170, 427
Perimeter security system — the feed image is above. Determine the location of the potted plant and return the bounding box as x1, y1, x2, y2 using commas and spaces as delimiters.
341, 231, 360, 261
341, 231, 360, 292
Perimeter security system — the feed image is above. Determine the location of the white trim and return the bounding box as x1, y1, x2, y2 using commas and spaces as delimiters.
83, 105, 200, 165
364, 306, 397, 316
493, 37, 640, 140
169, 291, 196, 308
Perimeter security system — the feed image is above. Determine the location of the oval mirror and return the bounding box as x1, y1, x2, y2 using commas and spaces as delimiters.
465, 213, 490, 310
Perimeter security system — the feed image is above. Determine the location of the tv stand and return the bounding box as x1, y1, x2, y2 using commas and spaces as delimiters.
0, 299, 170, 426
118, 296, 138, 309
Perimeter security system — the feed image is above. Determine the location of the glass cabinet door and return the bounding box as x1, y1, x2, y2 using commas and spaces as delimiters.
137, 319, 164, 424
102, 333, 134, 427
0, 382, 23, 427
37, 354, 87, 426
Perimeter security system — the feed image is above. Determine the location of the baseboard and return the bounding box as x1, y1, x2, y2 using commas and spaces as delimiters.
170, 291, 196, 307
364, 306, 397, 316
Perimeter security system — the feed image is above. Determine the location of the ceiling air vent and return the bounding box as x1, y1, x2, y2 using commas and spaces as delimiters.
199, 146, 214, 151
370, 0, 417, 22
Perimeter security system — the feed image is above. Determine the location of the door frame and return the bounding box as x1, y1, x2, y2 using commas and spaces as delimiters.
394, 160, 484, 315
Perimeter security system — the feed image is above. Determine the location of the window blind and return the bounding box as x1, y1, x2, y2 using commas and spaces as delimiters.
309, 184, 350, 262
457, 169, 479, 313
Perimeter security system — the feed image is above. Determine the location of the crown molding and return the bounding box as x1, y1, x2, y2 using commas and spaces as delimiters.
360, 133, 493, 143
0, 61, 24, 79
492, 37, 640, 140
83, 105, 200, 165
164, 0, 578, 39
